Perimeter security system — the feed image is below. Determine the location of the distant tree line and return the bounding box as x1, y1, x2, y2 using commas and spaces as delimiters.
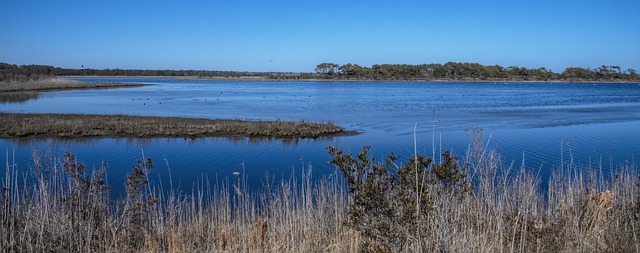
0, 62, 310, 82
0, 62, 59, 82
2, 61, 638, 83
315, 62, 640, 81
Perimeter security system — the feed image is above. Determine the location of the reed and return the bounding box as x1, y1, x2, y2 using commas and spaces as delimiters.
1, 134, 638, 252
1, 150, 353, 252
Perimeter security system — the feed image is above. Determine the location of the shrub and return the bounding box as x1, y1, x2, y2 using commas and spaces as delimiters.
327, 146, 470, 252
61, 152, 110, 243
123, 157, 157, 251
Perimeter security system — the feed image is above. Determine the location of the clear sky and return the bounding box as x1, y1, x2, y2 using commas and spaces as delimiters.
1, 0, 639, 72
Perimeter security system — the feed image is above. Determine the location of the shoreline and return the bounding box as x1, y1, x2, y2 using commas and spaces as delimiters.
0, 78, 146, 92
61, 75, 640, 84
0, 113, 352, 139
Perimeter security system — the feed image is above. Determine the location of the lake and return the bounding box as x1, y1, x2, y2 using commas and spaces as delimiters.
2, 79, 639, 197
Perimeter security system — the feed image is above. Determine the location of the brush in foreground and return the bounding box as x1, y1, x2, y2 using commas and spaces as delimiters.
1, 130, 638, 252
0, 113, 347, 138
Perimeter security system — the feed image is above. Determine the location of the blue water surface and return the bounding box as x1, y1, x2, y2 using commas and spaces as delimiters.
2, 79, 639, 196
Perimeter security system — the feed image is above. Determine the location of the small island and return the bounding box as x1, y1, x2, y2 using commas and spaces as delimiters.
0, 113, 347, 139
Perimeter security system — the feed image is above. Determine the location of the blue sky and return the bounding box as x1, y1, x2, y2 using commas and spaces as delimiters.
1, 0, 639, 72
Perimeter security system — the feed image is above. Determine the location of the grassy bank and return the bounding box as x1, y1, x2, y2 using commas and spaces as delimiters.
1, 135, 638, 252
0, 77, 145, 92
0, 113, 347, 138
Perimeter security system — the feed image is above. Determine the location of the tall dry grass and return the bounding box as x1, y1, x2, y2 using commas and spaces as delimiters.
1, 132, 638, 252
1, 151, 354, 252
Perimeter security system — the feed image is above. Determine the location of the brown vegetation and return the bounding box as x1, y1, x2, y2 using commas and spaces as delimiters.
1, 131, 638, 252
1, 152, 352, 252
0, 113, 347, 139
0, 77, 145, 92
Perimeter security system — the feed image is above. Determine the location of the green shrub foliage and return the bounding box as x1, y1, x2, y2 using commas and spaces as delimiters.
328, 146, 470, 252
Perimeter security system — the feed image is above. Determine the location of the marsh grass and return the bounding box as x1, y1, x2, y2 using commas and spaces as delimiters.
1, 133, 639, 252
0, 77, 144, 92
1, 150, 353, 252
0, 113, 347, 139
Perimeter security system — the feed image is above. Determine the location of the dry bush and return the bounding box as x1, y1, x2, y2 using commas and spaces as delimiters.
327, 145, 470, 252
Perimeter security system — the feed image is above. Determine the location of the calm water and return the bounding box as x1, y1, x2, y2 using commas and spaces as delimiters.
2, 79, 640, 196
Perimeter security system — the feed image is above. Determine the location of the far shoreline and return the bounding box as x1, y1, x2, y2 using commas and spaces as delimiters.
62, 75, 640, 84
0, 77, 147, 92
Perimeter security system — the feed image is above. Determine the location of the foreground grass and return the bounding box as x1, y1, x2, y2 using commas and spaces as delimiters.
0, 113, 347, 138
1, 138, 639, 252
0, 77, 145, 92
